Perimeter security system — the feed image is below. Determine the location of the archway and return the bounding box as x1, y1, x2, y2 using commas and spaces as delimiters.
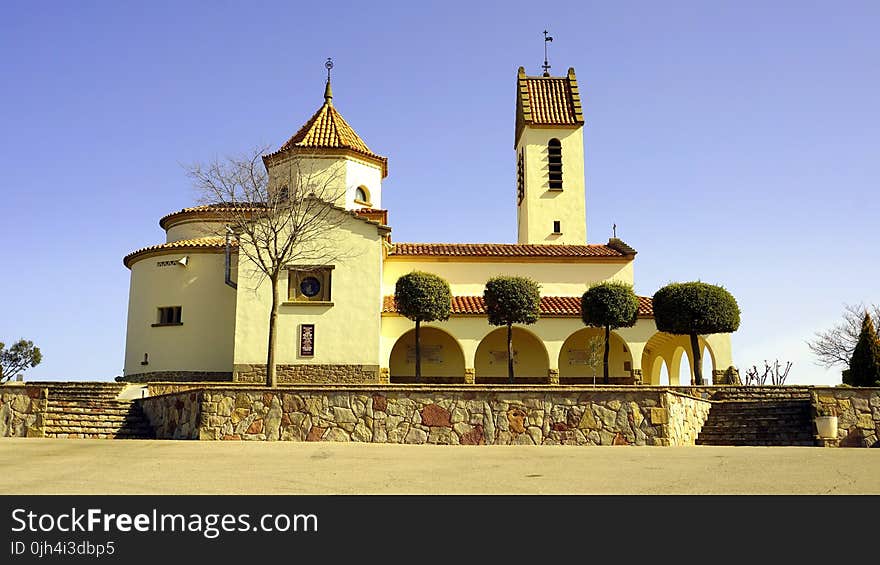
558, 328, 633, 384
474, 327, 549, 384
642, 332, 697, 385
389, 326, 466, 383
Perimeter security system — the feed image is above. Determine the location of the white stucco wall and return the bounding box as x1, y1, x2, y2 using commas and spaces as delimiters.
344, 159, 383, 210
383, 258, 634, 296
516, 126, 587, 245
232, 210, 385, 366
124, 251, 236, 376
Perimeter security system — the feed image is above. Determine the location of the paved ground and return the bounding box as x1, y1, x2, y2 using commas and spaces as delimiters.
1, 439, 878, 494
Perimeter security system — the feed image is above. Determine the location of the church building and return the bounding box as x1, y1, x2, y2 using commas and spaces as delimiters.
122, 65, 735, 386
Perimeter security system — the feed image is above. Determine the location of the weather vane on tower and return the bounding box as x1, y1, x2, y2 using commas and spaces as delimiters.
323, 58, 334, 104
542, 30, 553, 76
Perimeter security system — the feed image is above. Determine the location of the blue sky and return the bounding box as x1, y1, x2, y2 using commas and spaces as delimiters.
1, 1, 877, 384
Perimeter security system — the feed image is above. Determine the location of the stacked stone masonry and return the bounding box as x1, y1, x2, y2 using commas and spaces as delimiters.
0, 385, 47, 438
233, 365, 381, 384
141, 386, 714, 446
813, 387, 880, 447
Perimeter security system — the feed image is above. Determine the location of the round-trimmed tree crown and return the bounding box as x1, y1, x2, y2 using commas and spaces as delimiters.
581, 281, 639, 330
652, 282, 740, 335
394, 271, 452, 323
483, 276, 541, 327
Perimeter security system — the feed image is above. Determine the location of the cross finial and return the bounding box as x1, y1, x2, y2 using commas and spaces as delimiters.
612, 223, 617, 238
542, 30, 554, 76
323, 58, 334, 104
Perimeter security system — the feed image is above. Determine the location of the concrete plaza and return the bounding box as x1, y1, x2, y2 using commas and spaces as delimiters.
1, 439, 878, 494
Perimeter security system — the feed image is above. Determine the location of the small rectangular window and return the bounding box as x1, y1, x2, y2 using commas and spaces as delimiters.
154, 306, 182, 326
553, 220, 561, 234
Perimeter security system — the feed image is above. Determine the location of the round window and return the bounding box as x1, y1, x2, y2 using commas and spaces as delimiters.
300, 276, 321, 298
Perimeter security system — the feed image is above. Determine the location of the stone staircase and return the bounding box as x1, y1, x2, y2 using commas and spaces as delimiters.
696, 389, 815, 446
44, 383, 154, 439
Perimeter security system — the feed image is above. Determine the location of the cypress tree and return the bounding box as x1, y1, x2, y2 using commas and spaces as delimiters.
846, 312, 880, 387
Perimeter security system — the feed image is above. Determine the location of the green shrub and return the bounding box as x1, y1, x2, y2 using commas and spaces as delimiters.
581, 281, 638, 384
652, 282, 740, 385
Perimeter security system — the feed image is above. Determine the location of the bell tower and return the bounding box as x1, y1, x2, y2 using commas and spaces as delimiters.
515, 66, 587, 244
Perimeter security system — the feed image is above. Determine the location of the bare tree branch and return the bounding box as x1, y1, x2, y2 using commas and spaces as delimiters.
807, 303, 880, 369
185, 146, 361, 386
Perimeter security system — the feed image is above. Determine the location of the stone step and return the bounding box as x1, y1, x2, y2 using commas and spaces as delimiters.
713, 399, 811, 405
696, 439, 816, 446
45, 392, 125, 397
47, 400, 136, 408
708, 412, 813, 422
45, 424, 154, 435
45, 416, 148, 427
701, 423, 813, 434
46, 431, 155, 440
46, 404, 137, 414
44, 418, 151, 429
697, 432, 814, 442
708, 410, 812, 421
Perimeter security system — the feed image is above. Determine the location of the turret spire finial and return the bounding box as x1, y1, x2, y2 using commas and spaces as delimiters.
324, 58, 334, 104
542, 30, 553, 76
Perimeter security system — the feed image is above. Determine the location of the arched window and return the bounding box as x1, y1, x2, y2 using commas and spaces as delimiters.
355, 186, 370, 205
548, 139, 563, 190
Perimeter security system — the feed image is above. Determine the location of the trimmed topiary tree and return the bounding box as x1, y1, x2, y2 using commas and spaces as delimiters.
845, 312, 880, 386
652, 282, 740, 385
581, 282, 639, 384
483, 276, 541, 383
394, 271, 452, 381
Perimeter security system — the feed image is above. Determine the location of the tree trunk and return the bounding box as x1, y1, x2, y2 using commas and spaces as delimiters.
415, 319, 421, 382
266, 274, 280, 388
690, 333, 703, 385
603, 325, 610, 385
507, 323, 514, 384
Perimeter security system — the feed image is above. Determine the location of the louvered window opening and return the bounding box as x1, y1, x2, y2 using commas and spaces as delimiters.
548, 139, 563, 190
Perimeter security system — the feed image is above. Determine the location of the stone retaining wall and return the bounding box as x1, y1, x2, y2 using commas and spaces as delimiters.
665, 392, 713, 446
143, 386, 712, 445
140, 391, 203, 440
813, 387, 880, 447
0, 385, 48, 437
232, 364, 381, 384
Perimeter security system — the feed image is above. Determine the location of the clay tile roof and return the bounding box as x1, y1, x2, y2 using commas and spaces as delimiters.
389, 243, 629, 258
123, 237, 235, 268
267, 90, 388, 177
353, 208, 388, 226
159, 203, 265, 229
515, 67, 584, 146
383, 295, 653, 318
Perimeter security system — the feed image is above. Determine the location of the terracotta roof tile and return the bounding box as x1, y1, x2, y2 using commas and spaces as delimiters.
515, 67, 585, 146
389, 243, 629, 258
159, 204, 264, 229
383, 295, 653, 318
123, 237, 234, 268
267, 97, 388, 177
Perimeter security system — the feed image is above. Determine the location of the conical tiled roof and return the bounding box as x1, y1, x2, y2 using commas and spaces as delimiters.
267, 81, 387, 177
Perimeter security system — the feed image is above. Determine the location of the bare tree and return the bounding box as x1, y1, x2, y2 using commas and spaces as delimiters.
743, 359, 792, 386
807, 303, 880, 369
187, 146, 353, 387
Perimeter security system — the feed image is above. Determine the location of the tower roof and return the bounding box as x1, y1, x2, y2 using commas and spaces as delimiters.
265, 81, 388, 177
515, 66, 584, 147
